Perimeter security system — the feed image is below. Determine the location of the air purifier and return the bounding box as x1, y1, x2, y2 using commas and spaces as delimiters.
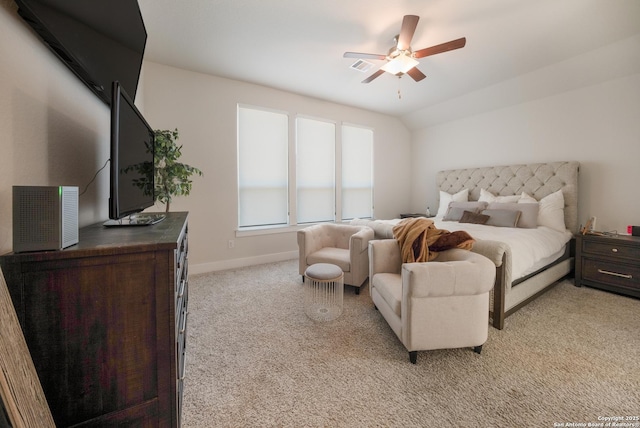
12, 186, 79, 252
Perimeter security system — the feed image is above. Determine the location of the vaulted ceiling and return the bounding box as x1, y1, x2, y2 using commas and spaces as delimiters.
138, 0, 640, 128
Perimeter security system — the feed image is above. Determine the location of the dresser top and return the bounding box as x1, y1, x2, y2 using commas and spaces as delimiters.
1, 212, 188, 262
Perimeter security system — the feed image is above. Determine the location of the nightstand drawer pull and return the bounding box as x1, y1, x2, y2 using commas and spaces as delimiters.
597, 269, 632, 279
611, 248, 618, 253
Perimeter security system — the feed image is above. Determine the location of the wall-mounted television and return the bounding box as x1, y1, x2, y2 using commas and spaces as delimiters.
14, 0, 147, 105
104, 81, 164, 227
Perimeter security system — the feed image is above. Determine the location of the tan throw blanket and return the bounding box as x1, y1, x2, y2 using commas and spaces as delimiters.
392, 217, 475, 263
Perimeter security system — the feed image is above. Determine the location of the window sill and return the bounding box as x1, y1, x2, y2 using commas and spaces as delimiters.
235, 224, 304, 237
236, 220, 357, 237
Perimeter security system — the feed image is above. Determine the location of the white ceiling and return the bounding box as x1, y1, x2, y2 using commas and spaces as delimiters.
138, 0, 640, 126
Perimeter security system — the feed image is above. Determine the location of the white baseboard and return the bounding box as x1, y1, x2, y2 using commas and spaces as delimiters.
190, 251, 298, 275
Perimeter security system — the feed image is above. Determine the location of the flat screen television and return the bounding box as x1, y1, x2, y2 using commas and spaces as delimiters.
14, 0, 147, 105
105, 81, 164, 227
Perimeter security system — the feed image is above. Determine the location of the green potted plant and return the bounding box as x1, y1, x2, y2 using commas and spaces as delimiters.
151, 128, 203, 212
124, 128, 202, 212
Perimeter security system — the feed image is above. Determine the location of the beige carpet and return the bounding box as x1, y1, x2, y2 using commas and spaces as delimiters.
182, 259, 640, 427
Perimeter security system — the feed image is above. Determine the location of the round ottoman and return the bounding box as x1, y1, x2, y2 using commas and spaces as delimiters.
304, 263, 344, 321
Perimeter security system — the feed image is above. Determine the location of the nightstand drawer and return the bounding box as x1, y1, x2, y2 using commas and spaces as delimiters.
583, 240, 640, 261
582, 257, 640, 291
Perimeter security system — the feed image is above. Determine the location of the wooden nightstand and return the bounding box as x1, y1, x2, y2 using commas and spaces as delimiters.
575, 233, 640, 298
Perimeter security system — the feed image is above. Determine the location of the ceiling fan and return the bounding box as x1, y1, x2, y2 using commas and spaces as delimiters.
344, 15, 466, 84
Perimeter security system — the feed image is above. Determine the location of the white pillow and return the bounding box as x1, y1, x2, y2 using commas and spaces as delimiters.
479, 188, 521, 203
518, 192, 538, 204
436, 189, 469, 217
520, 190, 566, 231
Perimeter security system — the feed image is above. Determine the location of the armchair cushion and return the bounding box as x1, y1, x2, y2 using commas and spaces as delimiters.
307, 247, 350, 272
371, 273, 402, 317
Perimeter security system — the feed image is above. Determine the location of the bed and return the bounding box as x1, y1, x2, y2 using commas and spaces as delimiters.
353, 161, 580, 330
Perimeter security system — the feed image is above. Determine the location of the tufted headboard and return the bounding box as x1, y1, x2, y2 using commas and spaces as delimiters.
436, 161, 580, 234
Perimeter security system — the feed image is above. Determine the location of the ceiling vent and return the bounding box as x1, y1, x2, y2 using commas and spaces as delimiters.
350, 59, 374, 73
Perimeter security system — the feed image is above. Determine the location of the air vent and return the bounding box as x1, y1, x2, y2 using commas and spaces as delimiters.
350, 59, 374, 73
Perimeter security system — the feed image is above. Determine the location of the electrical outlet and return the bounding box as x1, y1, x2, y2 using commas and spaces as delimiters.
228, 239, 235, 249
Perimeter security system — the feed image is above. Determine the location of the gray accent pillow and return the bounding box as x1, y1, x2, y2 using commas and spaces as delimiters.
442, 201, 488, 221
481, 209, 521, 228
487, 202, 539, 228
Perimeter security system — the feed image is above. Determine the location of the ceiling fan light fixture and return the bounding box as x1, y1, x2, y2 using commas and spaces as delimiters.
381, 54, 419, 75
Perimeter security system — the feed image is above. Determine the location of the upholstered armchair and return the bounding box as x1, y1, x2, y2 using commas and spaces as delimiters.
298, 224, 374, 294
368, 239, 496, 363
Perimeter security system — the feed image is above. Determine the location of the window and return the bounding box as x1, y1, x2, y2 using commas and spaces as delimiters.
237, 107, 288, 227
237, 105, 374, 229
296, 117, 335, 224
341, 125, 373, 220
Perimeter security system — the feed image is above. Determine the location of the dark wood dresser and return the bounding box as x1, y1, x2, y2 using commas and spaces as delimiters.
0, 212, 189, 427
575, 233, 640, 298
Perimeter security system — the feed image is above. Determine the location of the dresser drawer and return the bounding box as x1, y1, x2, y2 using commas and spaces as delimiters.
582, 257, 640, 291
582, 240, 640, 261
176, 281, 189, 340
174, 229, 189, 307
176, 277, 187, 313
177, 308, 188, 357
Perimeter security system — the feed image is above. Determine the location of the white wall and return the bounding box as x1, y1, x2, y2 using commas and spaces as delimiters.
0, 1, 111, 255
141, 62, 412, 273
7, 0, 635, 269
411, 71, 640, 234
0, 1, 411, 268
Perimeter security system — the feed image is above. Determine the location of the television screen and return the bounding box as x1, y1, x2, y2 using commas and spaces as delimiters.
14, 0, 147, 104
106, 81, 162, 226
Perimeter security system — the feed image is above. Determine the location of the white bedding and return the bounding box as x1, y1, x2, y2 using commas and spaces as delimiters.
354, 217, 573, 280
432, 218, 572, 280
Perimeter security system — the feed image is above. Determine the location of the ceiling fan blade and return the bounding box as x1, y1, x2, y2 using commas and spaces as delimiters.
397, 15, 419, 50
413, 37, 466, 58
406, 67, 426, 82
362, 69, 385, 83
344, 52, 386, 60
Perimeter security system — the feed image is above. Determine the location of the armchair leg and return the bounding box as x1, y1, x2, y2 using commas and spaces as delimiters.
473, 345, 483, 354
355, 286, 360, 295
302, 276, 305, 283
409, 351, 417, 364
